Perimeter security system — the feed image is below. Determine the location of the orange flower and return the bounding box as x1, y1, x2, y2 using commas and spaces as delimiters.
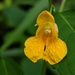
24, 10, 67, 65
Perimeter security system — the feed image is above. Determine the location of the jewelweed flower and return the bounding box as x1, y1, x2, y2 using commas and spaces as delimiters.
24, 10, 67, 65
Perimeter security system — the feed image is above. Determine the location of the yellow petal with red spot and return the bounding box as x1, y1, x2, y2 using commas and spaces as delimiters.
24, 37, 45, 62
37, 10, 54, 26
43, 38, 67, 65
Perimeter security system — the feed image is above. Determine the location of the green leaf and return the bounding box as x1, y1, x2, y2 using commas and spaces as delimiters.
1, 48, 23, 57
66, 33, 75, 74
53, 10, 75, 75
21, 57, 43, 75
27, 21, 37, 35
53, 10, 75, 41
3, 6, 25, 25
0, 58, 22, 75
48, 64, 61, 75
1, 0, 48, 52
0, 3, 5, 10
21, 58, 61, 75
14, 0, 38, 5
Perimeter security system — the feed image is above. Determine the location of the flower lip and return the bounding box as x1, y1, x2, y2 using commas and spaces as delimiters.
24, 10, 67, 65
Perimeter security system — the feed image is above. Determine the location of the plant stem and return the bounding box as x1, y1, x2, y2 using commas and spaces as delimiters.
48, 0, 52, 12
41, 61, 47, 75
59, 0, 66, 12
50, 5, 55, 13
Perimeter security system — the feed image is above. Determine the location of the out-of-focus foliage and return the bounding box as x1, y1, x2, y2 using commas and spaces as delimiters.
0, 58, 22, 75
0, 0, 75, 75
21, 58, 43, 75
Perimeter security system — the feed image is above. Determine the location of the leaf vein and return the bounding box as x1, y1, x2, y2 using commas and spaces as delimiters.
59, 14, 75, 33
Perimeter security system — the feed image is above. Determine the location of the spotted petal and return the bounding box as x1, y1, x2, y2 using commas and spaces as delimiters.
43, 38, 67, 65
24, 37, 45, 62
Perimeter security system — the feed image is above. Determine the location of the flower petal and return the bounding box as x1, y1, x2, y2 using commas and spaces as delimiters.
37, 10, 54, 26
43, 38, 67, 65
24, 37, 45, 62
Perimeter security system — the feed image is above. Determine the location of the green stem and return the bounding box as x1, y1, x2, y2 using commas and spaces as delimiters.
48, 0, 52, 12
41, 61, 47, 75
50, 5, 52, 13
59, 0, 66, 12
50, 5, 55, 13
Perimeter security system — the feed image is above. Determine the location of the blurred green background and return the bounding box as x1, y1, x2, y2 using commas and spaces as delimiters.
0, 0, 75, 75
